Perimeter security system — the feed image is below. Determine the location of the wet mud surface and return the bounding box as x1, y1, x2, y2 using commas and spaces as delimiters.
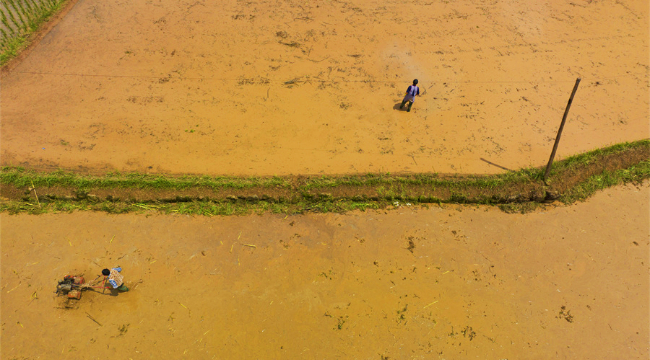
2, 183, 648, 359
1, 0, 648, 176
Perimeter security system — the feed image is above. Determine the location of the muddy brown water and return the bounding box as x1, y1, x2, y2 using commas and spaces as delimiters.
1, 0, 648, 176
1, 182, 647, 359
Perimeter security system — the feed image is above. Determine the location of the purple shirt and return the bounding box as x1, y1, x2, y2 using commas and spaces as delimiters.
406, 85, 420, 97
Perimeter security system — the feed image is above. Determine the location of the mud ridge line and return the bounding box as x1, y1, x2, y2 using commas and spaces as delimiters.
1, 140, 648, 215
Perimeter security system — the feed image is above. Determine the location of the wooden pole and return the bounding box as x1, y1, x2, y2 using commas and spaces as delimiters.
543, 78, 581, 183
30, 180, 41, 208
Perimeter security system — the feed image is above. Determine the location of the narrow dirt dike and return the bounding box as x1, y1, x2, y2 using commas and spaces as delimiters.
2, 140, 648, 213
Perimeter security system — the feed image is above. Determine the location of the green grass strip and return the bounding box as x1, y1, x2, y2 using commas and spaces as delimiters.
3, 139, 647, 192
299, 167, 541, 190
1, 139, 648, 215
545, 139, 650, 179
0, 168, 290, 190
0, 199, 382, 216
0, 165, 541, 192
559, 160, 650, 204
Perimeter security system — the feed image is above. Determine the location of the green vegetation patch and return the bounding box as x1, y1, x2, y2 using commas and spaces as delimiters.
300, 167, 540, 190
1, 0, 70, 66
0, 168, 290, 190
544, 139, 649, 179
1, 139, 648, 215
0, 198, 382, 216
559, 160, 650, 204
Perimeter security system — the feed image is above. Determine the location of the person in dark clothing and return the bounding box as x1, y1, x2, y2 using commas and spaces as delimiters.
400, 79, 420, 112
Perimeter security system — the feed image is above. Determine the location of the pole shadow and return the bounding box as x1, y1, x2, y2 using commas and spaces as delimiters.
480, 158, 512, 171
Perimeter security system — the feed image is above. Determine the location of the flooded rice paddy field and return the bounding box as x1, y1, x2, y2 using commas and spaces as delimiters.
1, 0, 648, 175
1, 1, 648, 359
1, 182, 648, 359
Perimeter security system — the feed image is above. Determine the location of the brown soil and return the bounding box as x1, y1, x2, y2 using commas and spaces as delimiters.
1, 182, 647, 359
1, 0, 648, 176
3, 145, 647, 205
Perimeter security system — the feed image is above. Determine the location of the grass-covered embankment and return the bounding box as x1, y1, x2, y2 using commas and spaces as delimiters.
1, 139, 648, 215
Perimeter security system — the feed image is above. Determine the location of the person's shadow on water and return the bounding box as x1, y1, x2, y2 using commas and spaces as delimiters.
393, 102, 407, 111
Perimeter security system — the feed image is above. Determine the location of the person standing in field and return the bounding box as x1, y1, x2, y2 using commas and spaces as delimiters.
102, 266, 129, 292
400, 79, 420, 112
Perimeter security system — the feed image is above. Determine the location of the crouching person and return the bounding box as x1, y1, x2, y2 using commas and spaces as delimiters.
102, 267, 129, 292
